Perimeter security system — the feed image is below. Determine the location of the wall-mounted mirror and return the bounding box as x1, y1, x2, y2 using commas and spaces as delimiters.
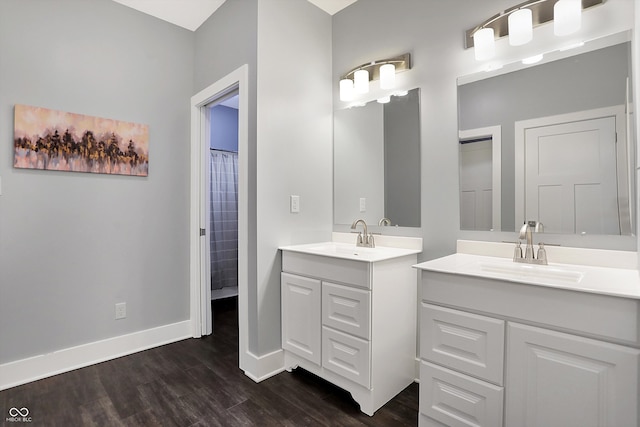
334, 88, 421, 227
458, 37, 634, 236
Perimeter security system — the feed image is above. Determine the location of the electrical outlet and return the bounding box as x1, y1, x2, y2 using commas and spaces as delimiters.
115, 302, 126, 320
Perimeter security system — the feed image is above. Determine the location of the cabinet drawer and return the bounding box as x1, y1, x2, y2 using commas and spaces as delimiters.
421, 303, 505, 385
420, 361, 503, 427
282, 251, 370, 289
322, 282, 371, 340
322, 326, 371, 388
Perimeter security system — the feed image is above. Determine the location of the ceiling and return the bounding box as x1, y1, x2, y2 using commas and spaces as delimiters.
111, 0, 358, 31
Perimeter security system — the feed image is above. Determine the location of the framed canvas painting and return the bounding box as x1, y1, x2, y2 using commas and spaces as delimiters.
14, 105, 149, 176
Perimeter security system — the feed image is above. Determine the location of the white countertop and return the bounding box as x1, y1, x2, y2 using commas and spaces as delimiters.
280, 241, 421, 263
415, 253, 640, 299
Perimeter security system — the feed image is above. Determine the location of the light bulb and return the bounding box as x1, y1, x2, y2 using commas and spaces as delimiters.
473, 28, 495, 61
379, 64, 395, 90
354, 69, 369, 94
339, 79, 354, 102
554, 0, 582, 36
509, 8, 533, 46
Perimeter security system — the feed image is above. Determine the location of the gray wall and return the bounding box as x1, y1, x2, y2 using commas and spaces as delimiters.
458, 43, 631, 232
194, 0, 261, 353
255, 0, 333, 354
0, 0, 194, 363
210, 105, 239, 152
195, 0, 332, 356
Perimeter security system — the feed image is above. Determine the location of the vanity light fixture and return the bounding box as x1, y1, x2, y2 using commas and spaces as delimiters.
339, 53, 411, 101
508, 8, 533, 46
466, 0, 602, 61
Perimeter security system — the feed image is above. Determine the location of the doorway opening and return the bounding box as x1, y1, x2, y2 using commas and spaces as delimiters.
190, 65, 249, 372
207, 93, 239, 334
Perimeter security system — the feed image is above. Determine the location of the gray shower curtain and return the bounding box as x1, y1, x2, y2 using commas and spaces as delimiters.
209, 150, 238, 291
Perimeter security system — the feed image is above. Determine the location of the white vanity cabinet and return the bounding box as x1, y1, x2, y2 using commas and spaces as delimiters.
416, 265, 640, 427
280, 248, 418, 416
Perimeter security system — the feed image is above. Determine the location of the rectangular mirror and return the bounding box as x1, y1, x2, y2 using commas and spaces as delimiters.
458, 35, 634, 236
334, 88, 421, 227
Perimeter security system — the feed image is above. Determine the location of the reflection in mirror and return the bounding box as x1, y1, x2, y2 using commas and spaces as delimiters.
334, 88, 420, 227
459, 126, 501, 231
458, 39, 634, 235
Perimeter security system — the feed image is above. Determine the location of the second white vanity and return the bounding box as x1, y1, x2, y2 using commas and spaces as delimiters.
280, 233, 422, 416
415, 241, 640, 427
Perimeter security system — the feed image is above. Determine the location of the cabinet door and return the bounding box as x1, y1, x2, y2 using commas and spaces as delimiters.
420, 361, 504, 427
281, 273, 321, 365
322, 282, 370, 340
507, 322, 640, 427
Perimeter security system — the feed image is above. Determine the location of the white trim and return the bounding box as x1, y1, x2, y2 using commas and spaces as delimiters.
515, 105, 629, 233
0, 321, 191, 391
190, 65, 250, 374
459, 125, 502, 232
241, 349, 285, 383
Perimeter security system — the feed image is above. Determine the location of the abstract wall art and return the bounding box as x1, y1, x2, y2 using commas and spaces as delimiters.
14, 105, 149, 176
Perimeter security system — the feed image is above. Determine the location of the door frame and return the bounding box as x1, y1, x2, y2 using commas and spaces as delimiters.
190, 65, 249, 369
514, 105, 629, 234
459, 125, 502, 231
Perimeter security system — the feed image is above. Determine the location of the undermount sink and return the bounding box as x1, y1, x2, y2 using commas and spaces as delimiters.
476, 260, 584, 284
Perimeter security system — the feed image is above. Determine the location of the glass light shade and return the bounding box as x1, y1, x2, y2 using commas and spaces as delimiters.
473, 28, 495, 61
354, 69, 369, 94
522, 53, 543, 65
554, 0, 582, 36
339, 78, 354, 102
508, 8, 533, 46
379, 64, 396, 90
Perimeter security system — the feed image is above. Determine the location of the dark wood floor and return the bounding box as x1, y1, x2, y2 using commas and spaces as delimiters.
0, 297, 418, 426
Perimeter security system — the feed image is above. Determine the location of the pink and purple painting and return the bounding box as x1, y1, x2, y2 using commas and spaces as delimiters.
14, 105, 149, 176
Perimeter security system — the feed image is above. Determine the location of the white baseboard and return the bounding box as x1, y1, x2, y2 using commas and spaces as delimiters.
242, 348, 285, 382
0, 320, 192, 391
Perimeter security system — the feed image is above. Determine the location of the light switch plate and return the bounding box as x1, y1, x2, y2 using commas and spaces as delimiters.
290, 195, 300, 213
359, 197, 366, 212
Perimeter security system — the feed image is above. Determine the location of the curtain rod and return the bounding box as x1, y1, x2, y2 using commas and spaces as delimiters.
209, 148, 238, 154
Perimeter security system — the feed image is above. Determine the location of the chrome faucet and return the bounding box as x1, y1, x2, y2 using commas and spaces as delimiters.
351, 219, 375, 248
378, 218, 391, 226
514, 220, 547, 265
